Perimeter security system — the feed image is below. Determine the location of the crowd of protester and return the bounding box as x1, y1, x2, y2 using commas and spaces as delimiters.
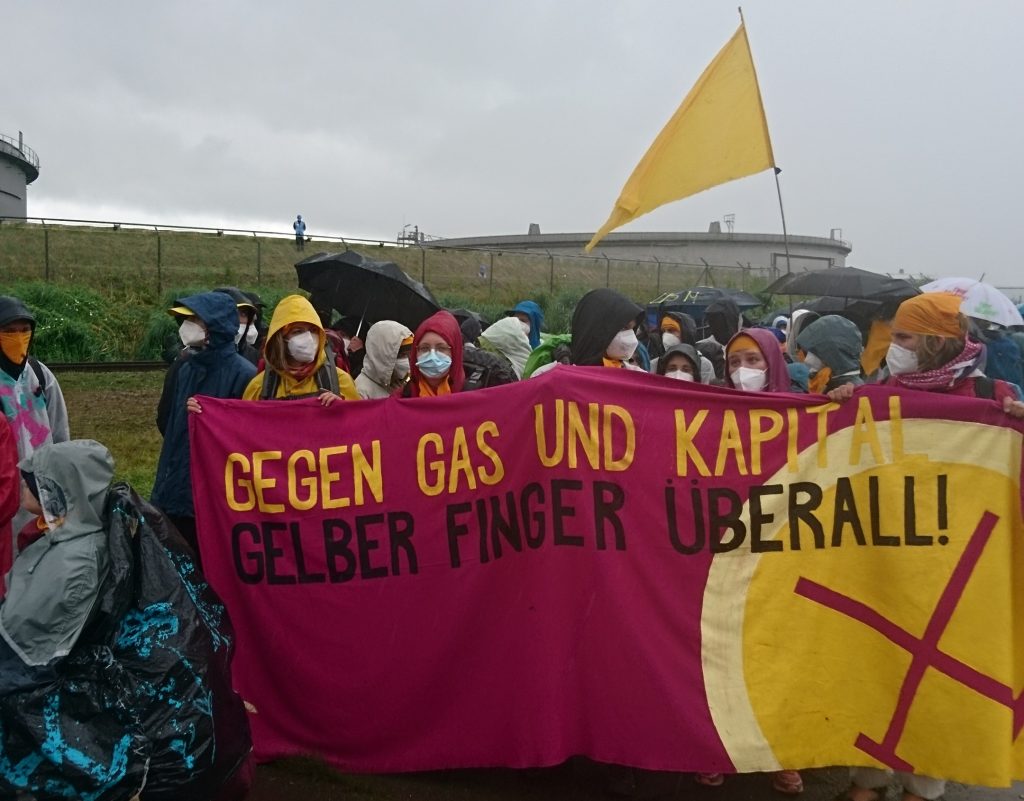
1, 280, 1023, 800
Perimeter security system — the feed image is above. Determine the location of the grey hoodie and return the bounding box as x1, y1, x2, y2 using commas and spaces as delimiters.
355, 320, 413, 399
0, 439, 113, 665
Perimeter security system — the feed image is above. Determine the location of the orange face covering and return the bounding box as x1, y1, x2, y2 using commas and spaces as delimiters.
0, 331, 31, 365
892, 293, 963, 338
809, 367, 833, 395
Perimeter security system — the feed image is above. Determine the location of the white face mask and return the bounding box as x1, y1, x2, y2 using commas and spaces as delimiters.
520, 320, 531, 337
662, 332, 682, 349
731, 367, 768, 392
803, 352, 825, 373
393, 358, 411, 380
235, 323, 248, 345
244, 324, 259, 346
606, 329, 639, 361
666, 369, 694, 382
286, 330, 319, 364
886, 343, 919, 375
179, 319, 207, 348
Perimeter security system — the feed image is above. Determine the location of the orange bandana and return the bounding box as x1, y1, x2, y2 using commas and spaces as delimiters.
0, 331, 31, 365
602, 357, 626, 369
660, 317, 681, 334
893, 293, 963, 338
726, 333, 761, 356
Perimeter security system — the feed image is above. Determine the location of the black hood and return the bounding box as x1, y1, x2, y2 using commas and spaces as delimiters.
570, 289, 643, 366
0, 295, 36, 379
703, 298, 742, 344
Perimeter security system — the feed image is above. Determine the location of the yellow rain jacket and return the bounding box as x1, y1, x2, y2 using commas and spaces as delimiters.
243, 294, 359, 400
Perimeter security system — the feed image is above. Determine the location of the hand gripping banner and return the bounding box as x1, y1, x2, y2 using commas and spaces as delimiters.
190, 366, 1024, 786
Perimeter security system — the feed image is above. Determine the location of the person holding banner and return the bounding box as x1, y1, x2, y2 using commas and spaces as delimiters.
242, 294, 359, 404
153, 292, 256, 563
795, 314, 865, 395
401, 310, 466, 397
829, 292, 1024, 417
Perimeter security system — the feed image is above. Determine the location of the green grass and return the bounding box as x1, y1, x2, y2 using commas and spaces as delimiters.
59, 370, 165, 497
1, 222, 774, 365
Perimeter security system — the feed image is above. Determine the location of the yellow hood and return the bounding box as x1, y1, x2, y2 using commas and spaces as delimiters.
264, 294, 327, 373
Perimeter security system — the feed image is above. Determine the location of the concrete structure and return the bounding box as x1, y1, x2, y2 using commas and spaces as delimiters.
0, 131, 39, 218
428, 229, 852, 274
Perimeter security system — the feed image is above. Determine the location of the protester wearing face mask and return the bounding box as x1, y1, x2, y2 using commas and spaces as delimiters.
723, 329, 794, 393
242, 295, 358, 404
401, 311, 465, 397
566, 288, 645, 370
655, 343, 702, 383
152, 293, 256, 562
507, 300, 544, 350
795, 314, 865, 395
214, 286, 260, 365
355, 320, 414, 400
828, 293, 1024, 419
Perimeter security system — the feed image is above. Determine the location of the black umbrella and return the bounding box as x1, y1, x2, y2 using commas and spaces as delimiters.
645, 286, 762, 329
650, 286, 763, 309
295, 250, 440, 334
764, 266, 919, 300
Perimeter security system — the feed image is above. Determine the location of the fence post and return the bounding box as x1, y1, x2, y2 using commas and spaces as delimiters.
488, 251, 495, 297
43, 226, 50, 281
418, 244, 426, 284
254, 233, 262, 285
605, 255, 611, 288
654, 255, 661, 293
546, 250, 554, 293
154, 232, 162, 297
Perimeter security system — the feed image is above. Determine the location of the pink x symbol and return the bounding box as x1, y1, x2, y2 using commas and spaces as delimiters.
795, 511, 1024, 771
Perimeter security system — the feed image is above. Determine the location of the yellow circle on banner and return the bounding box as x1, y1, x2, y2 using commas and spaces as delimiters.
701, 419, 1024, 787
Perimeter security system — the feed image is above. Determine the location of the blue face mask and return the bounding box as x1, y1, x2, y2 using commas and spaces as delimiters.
417, 349, 452, 378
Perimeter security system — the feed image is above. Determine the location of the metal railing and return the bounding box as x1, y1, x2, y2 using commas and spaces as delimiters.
0, 133, 39, 169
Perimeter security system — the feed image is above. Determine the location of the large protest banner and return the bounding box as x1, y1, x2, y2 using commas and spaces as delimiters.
190, 366, 1024, 786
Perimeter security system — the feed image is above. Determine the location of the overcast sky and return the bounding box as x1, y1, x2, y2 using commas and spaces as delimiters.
6, 1, 1024, 285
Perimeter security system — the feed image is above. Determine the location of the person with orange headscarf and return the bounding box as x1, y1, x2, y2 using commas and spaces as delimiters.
829, 293, 1024, 418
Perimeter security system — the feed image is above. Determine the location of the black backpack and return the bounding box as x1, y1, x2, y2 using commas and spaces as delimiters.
259, 344, 341, 400
462, 347, 518, 391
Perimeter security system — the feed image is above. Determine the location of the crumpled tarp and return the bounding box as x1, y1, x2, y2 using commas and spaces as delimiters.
0, 484, 251, 800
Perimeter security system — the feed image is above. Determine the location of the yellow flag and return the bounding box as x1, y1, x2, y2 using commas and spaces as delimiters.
585, 23, 775, 252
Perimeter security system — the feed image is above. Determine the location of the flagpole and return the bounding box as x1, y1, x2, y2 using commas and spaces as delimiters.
773, 167, 793, 276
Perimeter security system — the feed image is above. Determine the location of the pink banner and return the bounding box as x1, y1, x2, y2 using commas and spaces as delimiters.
190, 367, 1024, 786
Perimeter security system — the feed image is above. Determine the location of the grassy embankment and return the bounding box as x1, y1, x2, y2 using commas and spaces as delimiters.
1, 221, 768, 494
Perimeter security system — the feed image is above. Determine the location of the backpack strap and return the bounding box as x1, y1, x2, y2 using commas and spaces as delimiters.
28, 356, 47, 397
260, 362, 339, 399
316, 362, 340, 395
973, 376, 996, 400
259, 369, 280, 400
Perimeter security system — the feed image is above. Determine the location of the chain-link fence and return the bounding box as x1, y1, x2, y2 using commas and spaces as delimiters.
0, 217, 780, 303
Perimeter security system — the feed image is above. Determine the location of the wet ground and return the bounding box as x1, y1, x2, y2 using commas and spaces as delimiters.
252, 759, 1024, 800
